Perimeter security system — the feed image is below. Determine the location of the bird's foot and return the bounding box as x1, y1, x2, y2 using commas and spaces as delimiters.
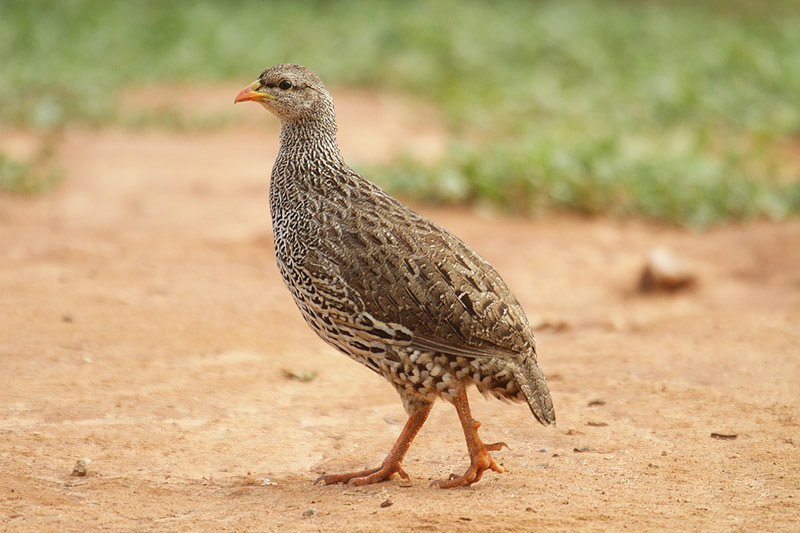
315, 461, 410, 486
432, 441, 508, 489
316, 403, 432, 487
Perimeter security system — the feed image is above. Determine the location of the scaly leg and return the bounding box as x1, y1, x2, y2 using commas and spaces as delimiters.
434, 381, 507, 488
315, 401, 433, 486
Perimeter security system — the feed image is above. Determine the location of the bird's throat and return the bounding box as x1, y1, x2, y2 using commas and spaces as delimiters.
277, 119, 346, 175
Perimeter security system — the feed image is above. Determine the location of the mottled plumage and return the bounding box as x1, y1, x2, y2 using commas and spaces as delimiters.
235, 64, 555, 487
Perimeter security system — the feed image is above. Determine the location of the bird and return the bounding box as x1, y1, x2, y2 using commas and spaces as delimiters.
234, 64, 555, 488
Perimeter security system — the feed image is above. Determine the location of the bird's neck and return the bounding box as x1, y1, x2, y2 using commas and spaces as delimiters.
276, 116, 346, 173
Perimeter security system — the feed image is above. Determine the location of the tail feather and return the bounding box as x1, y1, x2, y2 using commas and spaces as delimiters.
513, 355, 556, 425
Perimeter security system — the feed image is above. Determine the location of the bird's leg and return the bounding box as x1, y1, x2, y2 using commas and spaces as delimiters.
315, 402, 433, 486
434, 381, 507, 488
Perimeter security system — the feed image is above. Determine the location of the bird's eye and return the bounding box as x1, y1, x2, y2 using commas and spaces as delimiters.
278, 80, 293, 90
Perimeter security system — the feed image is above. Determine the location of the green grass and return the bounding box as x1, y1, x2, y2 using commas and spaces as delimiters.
0, 146, 59, 194
2, 0, 799, 225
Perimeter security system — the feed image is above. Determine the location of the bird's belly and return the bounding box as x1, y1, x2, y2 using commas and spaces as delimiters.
294, 297, 526, 405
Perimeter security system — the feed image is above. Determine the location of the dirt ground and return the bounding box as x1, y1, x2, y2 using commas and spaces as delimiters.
1, 85, 799, 532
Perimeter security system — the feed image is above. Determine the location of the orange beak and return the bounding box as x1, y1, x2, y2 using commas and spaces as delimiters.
234, 81, 274, 104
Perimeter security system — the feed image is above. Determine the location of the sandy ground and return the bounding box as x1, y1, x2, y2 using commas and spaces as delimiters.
1, 85, 799, 532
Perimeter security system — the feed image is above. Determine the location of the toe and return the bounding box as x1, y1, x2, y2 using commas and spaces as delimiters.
314, 466, 381, 485
485, 441, 508, 452
350, 468, 400, 486
319, 462, 409, 487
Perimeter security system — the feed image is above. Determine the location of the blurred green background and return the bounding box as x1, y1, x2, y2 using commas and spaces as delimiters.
2, 0, 800, 226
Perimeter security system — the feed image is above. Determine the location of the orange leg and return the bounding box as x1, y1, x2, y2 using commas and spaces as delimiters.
315, 402, 433, 486
434, 381, 507, 488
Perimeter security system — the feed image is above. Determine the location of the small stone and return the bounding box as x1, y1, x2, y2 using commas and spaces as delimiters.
302, 507, 318, 517
380, 498, 393, 508
71, 458, 91, 476
639, 247, 696, 293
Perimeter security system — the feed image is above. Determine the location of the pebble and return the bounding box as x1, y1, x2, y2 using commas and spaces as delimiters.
71, 458, 91, 477
639, 247, 696, 292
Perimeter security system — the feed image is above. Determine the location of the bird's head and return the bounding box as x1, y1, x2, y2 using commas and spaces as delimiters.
234, 63, 333, 123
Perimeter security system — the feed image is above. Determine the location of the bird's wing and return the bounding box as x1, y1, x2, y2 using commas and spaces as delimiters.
409, 330, 522, 360
305, 180, 536, 360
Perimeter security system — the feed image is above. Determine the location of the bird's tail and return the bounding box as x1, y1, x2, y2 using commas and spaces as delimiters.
513, 355, 556, 425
